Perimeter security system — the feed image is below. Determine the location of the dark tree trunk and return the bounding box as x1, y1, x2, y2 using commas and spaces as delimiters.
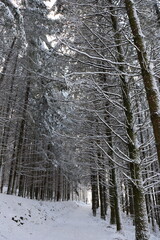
108, 1, 150, 238
125, 0, 160, 169
98, 164, 106, 220
12, 79, 30, 194
56, 167, 62, 201
91, 167, 99, 216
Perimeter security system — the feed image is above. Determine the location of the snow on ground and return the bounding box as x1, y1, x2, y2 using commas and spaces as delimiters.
0, 193, 159, 240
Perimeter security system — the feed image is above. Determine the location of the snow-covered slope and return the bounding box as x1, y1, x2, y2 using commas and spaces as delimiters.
0, 193, 159, 240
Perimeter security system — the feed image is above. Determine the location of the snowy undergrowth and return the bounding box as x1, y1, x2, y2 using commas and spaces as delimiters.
0, 194, 77, 240
0, 193, 159, 240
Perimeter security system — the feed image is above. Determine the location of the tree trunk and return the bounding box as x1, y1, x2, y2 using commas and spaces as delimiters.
12, 79, 30, 194
56, 166, 62, 201
98, 155, 106, 220
90, 166, 99, 216
0, 54, 18, 192
106, 117, 122, 230
109, 1, 150, 238
124, 0, 160, 168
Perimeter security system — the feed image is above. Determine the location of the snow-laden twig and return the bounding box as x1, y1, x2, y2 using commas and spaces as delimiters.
1, 0, 27, 52
95, 112, 128, 144
95, 142, 129, 170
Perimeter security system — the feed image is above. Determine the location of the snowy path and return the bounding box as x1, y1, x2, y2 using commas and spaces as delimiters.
0, 194, 159, 240
43, 203, 111, 240
0, 194, 125, 240
27, 202, 124, 240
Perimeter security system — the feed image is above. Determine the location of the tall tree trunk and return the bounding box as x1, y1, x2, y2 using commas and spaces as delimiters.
124, 0, 160, 168
0, 54, 18, 192
109, 1, 150, 238
56, 166, 62, 201
90, 165, 99, 217
98, 152, 107, 220
11, 79, 30, 193
108, 134, 122, 231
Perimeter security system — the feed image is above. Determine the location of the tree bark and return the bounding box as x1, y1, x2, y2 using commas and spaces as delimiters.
109, 1, 150, 238
124, 0, 160, 168
98, 153, 106, 220
91, 167, 99, 216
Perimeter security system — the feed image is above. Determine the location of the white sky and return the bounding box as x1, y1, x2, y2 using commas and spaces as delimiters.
12, 0, 57, 8
45, 0, 57, 8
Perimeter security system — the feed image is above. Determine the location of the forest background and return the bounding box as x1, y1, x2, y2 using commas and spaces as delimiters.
1, 1, 160, 240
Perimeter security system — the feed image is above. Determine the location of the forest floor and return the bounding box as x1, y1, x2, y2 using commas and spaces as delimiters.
0, 193, 159, 240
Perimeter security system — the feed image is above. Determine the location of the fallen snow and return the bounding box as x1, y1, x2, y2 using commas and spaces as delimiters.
0, 193, 159, 240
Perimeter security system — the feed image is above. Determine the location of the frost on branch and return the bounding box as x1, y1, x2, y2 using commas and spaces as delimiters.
0, 2, 14, 24
1, 0, 27, 53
